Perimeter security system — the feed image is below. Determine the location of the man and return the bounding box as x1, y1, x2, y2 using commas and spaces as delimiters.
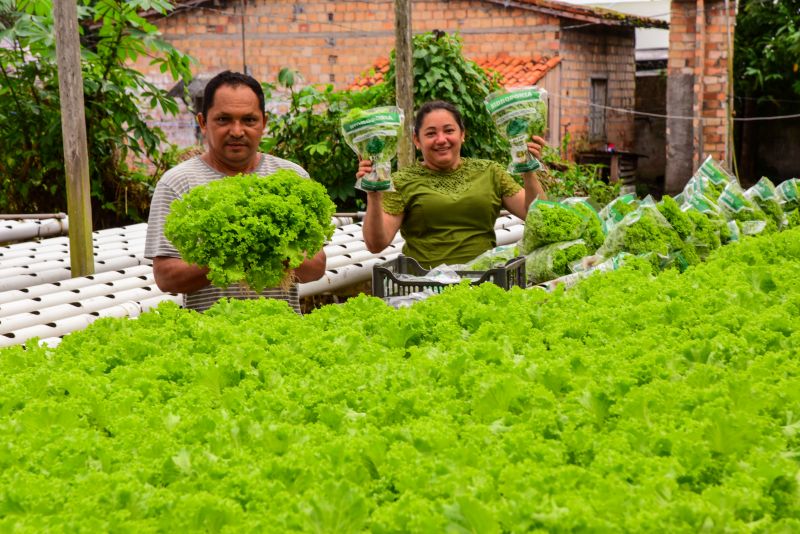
144, 70, 326, 313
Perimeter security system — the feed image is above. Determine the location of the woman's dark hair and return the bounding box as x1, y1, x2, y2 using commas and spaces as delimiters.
202, 70, 266, 120
413, 100, 465, 134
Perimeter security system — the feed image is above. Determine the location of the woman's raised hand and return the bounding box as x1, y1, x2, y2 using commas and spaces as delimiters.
527, 135, 547, 160
356, 159, 373, 179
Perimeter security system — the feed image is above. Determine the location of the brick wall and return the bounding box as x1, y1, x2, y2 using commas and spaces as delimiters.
139, 0, 637, 155
558, 24, 636, 153
665, 0, 735, 193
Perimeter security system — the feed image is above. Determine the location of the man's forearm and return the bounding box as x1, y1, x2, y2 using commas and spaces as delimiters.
152, 256, 210, 294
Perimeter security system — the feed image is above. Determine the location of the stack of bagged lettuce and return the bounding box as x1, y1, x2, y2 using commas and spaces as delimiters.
431, 154, 800, 291
519, 198, 605, 285
519, 156, 799, 289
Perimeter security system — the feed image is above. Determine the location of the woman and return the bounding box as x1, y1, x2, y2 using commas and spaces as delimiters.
358, 100, 549, 268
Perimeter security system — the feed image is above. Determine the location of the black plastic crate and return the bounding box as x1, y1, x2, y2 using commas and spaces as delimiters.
372, 255, 526, 298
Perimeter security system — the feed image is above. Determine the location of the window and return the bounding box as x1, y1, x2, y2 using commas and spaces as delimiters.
589, 78, 608, 141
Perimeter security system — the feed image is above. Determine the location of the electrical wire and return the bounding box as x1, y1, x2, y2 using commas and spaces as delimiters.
559, 94, 800, 122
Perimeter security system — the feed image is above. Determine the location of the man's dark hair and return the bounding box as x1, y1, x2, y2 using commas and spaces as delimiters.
413, 100, 465, 134
202, 70, 265, 120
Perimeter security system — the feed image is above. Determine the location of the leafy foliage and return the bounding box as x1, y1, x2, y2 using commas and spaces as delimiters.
382, 31, 508, 163
2, 228, 800, 530
0, 0, 192, 226
539, 134, 620, 206
734, 0, 800, 103
260, 68, 387, 208
164, 170, 335, 291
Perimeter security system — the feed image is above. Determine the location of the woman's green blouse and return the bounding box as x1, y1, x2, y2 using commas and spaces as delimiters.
382, 158, 522, 268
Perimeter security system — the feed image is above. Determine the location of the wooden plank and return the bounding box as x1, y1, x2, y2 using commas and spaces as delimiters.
53, 0, 94, 276
394, 0, 415, 168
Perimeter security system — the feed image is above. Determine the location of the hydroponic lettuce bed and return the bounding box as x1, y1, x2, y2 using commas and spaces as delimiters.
1, 228, 799, 532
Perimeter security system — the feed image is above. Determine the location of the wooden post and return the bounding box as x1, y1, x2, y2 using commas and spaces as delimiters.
54, 0, 94, 276
609, 153, 620, 183
394, 0, 415, 168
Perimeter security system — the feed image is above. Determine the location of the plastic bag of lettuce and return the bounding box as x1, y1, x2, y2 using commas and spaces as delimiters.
485, 86, 548, 174
717, 181, 775, 235
561, 197, 606, 252
599, 193, 638, 233
745, 177, 784, 229
525, 239, 589, 285
776, 178, 800, 228
520, 200, 585, 254
682, 190, 737, 245
596, 196, 698, 272
165, 170, 335, 292
657, 195, 723, 261
683, 155, 733, 200
464, 244, 520, 271
340, 106, 404, 192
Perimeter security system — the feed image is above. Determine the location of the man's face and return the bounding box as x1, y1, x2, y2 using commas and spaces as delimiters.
197, 84, 265, 174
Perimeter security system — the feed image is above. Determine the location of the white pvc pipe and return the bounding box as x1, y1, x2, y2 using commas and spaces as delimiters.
331, 216, 355, 227
0, 218, 69, 243
0, 273, 156, 317
323, 234, 404, 259
0, 265, 153, 305
496, 225, 524, 245
496, 216, 524, 229
0, 250, 70, 267
1, 315, 98, 349
0, 232, 146, 259
327, 231, 364, 246
298, 252, 402, 297
1, 306, 138, 349
333, 222, 364, 234
94, 223, 148, 236
32, 294, 182, 349
0, 257, 147, 293
0, 286, 161, 334
139, 293, 184, 311
326, 244, 404, 270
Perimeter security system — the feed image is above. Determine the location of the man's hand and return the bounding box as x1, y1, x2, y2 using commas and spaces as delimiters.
293, 249, 327, 283
152, 257, 210, 294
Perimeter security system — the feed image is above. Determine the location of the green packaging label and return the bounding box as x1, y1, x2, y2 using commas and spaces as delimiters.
342, 112, 401, 134
485, 88, 543, 114
697, 156, 730, 186
718, 189, 746, 212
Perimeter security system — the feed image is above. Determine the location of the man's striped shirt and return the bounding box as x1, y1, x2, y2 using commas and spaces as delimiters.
144, 154, 310, 313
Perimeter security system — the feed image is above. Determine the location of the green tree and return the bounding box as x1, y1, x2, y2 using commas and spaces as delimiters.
734, 0, 800, 183
0, 0, 192, 226
260, 68, 387, 210
735, 0, 800, 105
382, 31, 508, 163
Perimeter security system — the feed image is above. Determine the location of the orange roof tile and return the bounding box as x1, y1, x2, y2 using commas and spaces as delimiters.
351, 54, 562, 90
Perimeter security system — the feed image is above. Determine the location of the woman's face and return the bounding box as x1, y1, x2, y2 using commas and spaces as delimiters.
414, 109, 465, 172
